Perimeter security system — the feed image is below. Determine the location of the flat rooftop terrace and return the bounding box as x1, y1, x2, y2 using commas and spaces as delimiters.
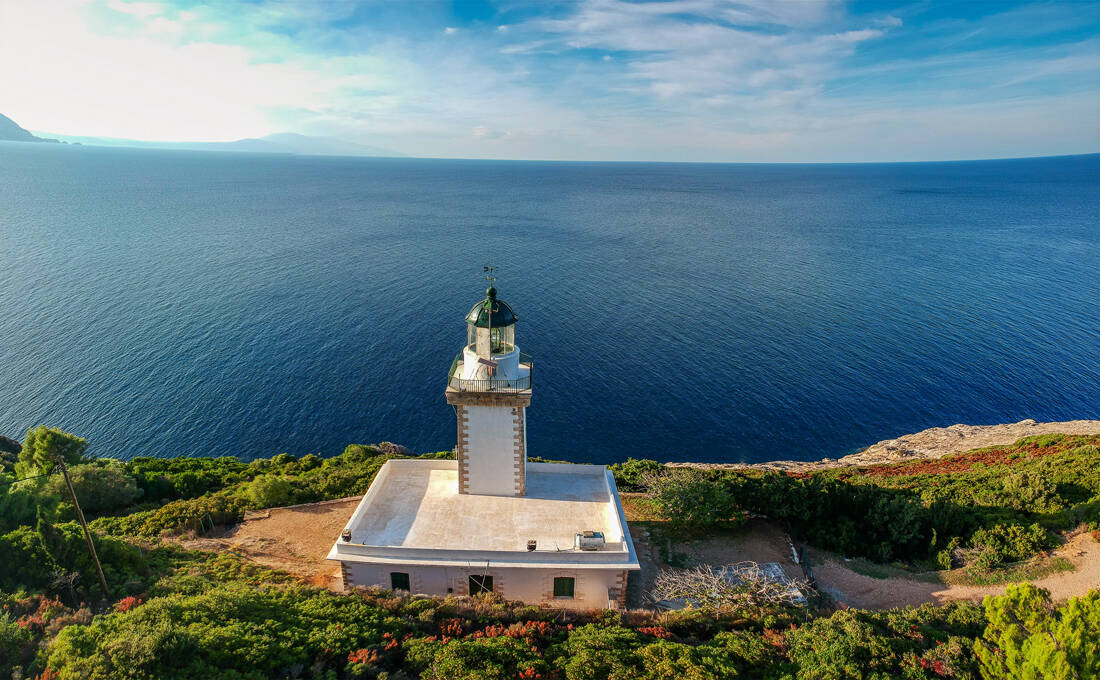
345, 460, 623, 553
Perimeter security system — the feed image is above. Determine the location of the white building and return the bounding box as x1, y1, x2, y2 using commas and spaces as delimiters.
327, 282, 640, 609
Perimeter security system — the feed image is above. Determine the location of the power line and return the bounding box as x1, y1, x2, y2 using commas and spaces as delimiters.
7, 471, 53, 484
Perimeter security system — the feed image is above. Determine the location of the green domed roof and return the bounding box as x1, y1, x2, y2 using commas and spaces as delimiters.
465, 287, 518, 328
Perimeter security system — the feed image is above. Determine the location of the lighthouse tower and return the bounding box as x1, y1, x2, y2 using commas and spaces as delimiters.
445, 272, 532, 496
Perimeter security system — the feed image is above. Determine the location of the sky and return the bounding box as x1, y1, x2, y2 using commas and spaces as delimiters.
0, 0, 1097, 162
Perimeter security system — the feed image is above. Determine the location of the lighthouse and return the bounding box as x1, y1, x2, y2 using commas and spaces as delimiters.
328, 270, 639, 609
445, 274, 533, 497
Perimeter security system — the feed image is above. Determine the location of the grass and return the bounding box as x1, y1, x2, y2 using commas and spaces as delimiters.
940, 556, 1075, 587
620, 493, 664, 522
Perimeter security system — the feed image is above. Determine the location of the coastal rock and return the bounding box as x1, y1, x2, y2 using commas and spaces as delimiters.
669, 419, 1100, 473
0, 435, 21, 455
377, 441, 411, 457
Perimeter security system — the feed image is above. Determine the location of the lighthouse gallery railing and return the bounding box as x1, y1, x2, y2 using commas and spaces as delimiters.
447, 353, 533, 393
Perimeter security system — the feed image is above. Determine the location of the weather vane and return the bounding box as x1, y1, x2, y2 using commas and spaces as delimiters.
483, 260, 497, 286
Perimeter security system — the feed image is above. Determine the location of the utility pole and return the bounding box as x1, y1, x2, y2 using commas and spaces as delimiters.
57, 457, 109, 598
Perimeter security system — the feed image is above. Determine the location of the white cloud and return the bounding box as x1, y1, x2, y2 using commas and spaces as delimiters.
106, 0, 163, 19
0, 0, 1093, 161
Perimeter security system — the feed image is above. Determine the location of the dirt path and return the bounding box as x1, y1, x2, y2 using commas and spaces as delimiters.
178, 497, 360, 589
812, 530, 1100, 609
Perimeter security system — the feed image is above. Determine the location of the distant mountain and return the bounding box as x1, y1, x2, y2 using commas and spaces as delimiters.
0, 113, 58, 143
36, 131, 403, 158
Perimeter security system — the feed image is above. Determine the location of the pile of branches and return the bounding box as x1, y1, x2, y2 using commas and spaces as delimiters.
650, 561, 811, 612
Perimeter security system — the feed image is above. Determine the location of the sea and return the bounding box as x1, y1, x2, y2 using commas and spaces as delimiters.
1, 143, 1097, 465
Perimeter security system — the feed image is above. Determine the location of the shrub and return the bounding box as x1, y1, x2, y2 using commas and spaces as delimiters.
406, 636, 547, 680
785, 610, 899, 679
44, 461, 141, 513
974, 584, 1100, 679
1001, 468, 1062, 513
609, 459, 663, 492
969, 523, 1049, 567
45, 582, 408, 679
244, 475, 292, 509
0, 611, 35, 669
91, 494, 246, 538
555, 624, 642, 680
1015, 433, 1066, 448
648, 469, 745, 532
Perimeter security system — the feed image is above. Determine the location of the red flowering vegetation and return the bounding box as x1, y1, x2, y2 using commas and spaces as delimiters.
637, 625, 672, 639
440, 617, 465, 637
862, 436, 1096, 478
114, 595, 144, 612
14, 596, 72, 633
347, 648, 381, 666
469, 623, 506, 639
762, 628, 787, 651
382, 631, 400, 651
467, 620, 556, 647
34, 670, 61, 680
518, 667, 545, 680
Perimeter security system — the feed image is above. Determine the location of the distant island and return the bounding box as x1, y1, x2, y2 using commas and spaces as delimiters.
0, 111, 402, 158
0, 112, 60, 143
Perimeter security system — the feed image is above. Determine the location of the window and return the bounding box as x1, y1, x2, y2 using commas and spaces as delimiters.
553, 577, 575, 599
469, 574, 493, 596
390, 572, 410, 591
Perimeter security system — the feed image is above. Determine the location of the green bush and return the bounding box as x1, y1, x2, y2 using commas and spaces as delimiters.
0, 611, 35, 670
608, 458, 663, 492
555, 624, 643, 680
969, 523, 1050, 567
44, 461, 141, 513
91, 494, 246, 538
406, 636, 547, 680
974, 584, 1099, 679
45, 583, 408, 680
649, 469, 745, 532
243, 475, 292, 509
1001, 468, 1063, 513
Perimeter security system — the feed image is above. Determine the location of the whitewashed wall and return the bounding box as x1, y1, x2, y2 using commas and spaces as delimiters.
465, 406, 519, 496
345, 562, 624, 610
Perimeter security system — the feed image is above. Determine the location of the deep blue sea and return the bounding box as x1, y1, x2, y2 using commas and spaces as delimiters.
1, 143, 1097, 464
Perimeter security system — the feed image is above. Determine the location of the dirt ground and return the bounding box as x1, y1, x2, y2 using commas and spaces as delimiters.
178, 497, 360, 589
174, 498, 1097, 611
628, 520, 808, 607
634, 519, 1099, 610
809, 529, 1100, 609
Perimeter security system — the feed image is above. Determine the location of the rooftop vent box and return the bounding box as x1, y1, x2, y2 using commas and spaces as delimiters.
575, 531, 605, 551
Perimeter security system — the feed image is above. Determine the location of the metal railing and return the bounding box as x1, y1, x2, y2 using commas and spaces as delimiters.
447, 353, 533, 392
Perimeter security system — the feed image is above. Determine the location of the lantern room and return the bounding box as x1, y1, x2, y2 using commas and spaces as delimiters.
465, 286, 517, 356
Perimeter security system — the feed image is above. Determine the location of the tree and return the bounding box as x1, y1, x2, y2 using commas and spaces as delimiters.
608, 458, 663, 491
44, 461, 141, 513
643, 469, 744, 532
974, 584, 1100, 680
16, 426, 88, 477
245, 475, 293, 508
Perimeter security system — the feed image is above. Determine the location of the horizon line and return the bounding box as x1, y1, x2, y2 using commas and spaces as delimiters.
14, 136, 1100, 167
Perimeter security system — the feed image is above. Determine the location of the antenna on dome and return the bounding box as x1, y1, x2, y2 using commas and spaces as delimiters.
483, 260, 497, 287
